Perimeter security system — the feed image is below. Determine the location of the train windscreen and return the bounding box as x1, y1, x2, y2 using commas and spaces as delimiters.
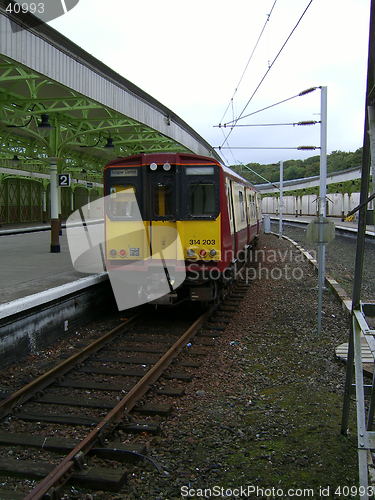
153, 183, 173, 216
108, 185, 137, 218
189, 182, 215, 216
184, 165, 219, 219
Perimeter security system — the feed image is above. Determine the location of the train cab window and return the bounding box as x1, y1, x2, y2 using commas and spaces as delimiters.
154, 183, 173, 216
183, 164, 219, 219
189, 182, 215, 216
109, 185, 137, 218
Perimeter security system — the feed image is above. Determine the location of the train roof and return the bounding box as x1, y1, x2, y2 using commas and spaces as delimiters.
221, 164, 259, 191
105, 152, 218, 169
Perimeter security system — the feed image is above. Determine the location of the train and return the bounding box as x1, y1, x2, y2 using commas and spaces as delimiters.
103, 152, 262, 307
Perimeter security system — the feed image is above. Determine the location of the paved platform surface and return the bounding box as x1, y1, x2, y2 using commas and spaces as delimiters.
0, 216, 373, 307
0, 221, 99, 305
270, 215, 375, 237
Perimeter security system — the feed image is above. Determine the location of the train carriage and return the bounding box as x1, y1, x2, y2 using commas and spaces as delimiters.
103, 153, 261, 306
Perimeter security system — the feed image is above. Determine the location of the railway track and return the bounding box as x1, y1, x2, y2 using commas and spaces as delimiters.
271, 217, 375, 303
0, 278, 252, 499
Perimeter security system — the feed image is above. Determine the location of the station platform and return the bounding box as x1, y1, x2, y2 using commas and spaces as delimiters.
0, 215, 373, 308
0, 220, 104, 306
269, 214, 375, 237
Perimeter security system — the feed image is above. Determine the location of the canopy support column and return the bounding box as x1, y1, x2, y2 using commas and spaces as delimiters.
49, 158, 60, 253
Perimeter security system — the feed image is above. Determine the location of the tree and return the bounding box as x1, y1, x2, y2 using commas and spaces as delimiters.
229, 148, 363, 184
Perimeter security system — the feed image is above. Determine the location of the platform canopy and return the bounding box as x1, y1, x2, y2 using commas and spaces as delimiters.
0, 7, 221, 186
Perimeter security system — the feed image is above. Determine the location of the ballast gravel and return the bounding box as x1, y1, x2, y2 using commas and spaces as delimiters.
0, 229, 366, 499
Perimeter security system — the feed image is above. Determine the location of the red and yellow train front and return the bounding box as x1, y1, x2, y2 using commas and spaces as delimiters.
104, 154, 224, 303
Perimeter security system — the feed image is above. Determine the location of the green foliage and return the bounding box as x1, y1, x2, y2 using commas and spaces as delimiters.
231, 148, 363, 184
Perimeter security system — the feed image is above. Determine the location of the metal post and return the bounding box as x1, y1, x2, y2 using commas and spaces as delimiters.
368, 105, 375, 225
87, 190, 90, 219
42, 189, 47, 223
341, 2, 375, 492
49, 158, 60, 253
318, 86, 328, 335
58, 184, 62, 235
279, 161, 283, 237
341, 187, 345, 221
320, 88, 328, 214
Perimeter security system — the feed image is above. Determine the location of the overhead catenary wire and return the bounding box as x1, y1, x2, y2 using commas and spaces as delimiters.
218, 87, 318, 127
219, 0, 315, 148
217, 133, 316, 191
238, 162, 280, 190
217, 143, 279, 189
216, 86, 319, 163
219, 120, 319, 128
218, 146, 319, 150
219, 0, 278, 125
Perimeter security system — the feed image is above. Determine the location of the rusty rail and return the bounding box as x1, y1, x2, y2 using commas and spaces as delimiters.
0, 313, 140, 419
23, 307, 213, 499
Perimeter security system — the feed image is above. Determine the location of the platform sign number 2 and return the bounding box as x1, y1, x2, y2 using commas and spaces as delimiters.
58, 174, 70, 187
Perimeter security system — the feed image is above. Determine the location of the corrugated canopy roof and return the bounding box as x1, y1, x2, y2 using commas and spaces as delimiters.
0, 6, 221, 184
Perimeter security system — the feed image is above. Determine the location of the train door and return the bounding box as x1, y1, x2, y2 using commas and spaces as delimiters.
226, 179, 236, 258
250, 191, 257, 239
149, 168, 180, 263
255, 192, 261, 233
104, 167, 147, 263
226, 180, 235, 232
245, 188, 251, 243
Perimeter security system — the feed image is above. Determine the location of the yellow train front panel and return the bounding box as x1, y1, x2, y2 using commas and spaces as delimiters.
178, 215, 221, 263
105, 218, 150, 262
150, 221, 183, 261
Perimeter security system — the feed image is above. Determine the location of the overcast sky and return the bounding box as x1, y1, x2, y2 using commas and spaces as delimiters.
49, 0, 370, 167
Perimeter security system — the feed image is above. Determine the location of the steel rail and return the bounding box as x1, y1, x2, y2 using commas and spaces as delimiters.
23, 307, 213, 500
0, 313, 140, 419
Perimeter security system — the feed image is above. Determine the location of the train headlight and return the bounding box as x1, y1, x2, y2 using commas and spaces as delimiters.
209, 249, 217, 257
150, 162, 157, 171
187, 249, 195, 258
163, 162, 171, 171
199, 249, 207, 257
110, 249, 117, 257
119, 249, 127, 257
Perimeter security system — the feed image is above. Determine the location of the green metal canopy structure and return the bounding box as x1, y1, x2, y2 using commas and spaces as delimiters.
0, 5, 220, 248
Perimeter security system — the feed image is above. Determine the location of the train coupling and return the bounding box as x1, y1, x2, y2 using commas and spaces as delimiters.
149, 292, 178, 305
147, 272, 178, 305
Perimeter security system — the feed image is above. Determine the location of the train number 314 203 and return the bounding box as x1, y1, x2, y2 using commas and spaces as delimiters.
189, 239, 216, 245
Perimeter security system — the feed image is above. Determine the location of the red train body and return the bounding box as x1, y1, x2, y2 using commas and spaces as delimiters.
104, 153, 261, 305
